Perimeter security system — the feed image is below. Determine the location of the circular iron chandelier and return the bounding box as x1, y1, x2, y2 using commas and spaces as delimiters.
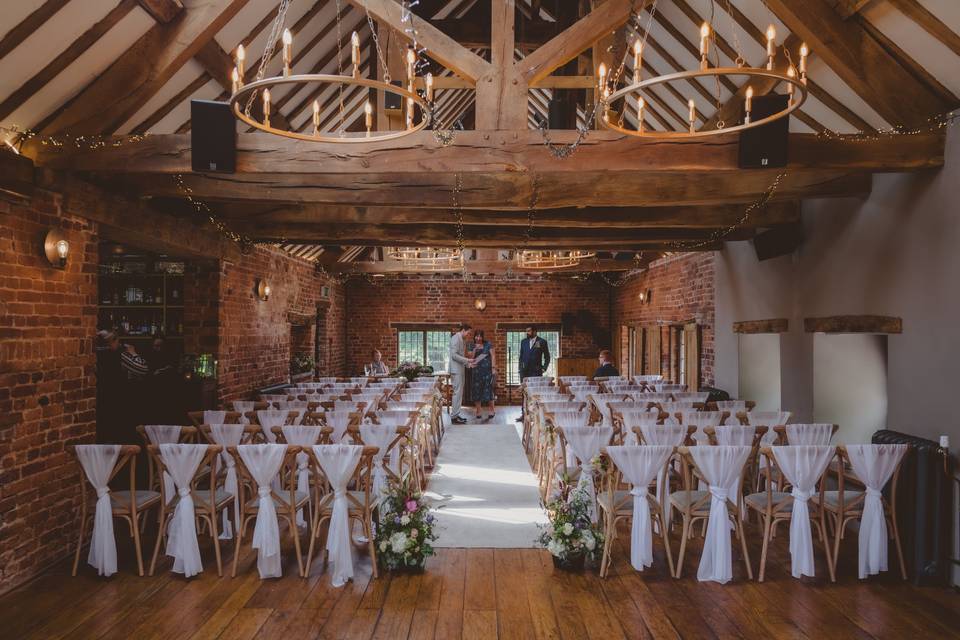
387, 247, 464, 272
229, 3, 432, 143
599, 18, 810, 138
516, 250, 597, 270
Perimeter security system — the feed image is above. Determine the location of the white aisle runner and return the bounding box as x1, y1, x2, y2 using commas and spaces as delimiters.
426, 415, 548, 548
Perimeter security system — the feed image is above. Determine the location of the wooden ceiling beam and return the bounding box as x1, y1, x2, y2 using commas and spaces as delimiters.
39, 0, 250, 135
763, 0, 951, 126
31, 130, 943, 174
0, 0, 70, 62
430, 17, 558, 49
115, 169, 871, 208
343, 0, 491, 81
137, 0, 184, 23
888, 0, 960, 55
834, 0, 874, 20
219, 201, 801, 229
192, 40, 235, 93
519, 0, 642, 85
335, 257, 647, 274
0, 0, 138, 122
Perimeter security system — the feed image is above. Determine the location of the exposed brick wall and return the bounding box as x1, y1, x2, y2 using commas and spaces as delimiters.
345, 274, 610, 401
0, 189, 99, 593
182, 260, 219, 357
610, 252, 716, 386
318, 284, 347, 377
216, 247, 345, 401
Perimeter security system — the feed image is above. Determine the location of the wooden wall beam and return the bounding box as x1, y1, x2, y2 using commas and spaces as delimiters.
137, 0, 184, 23
804, 315, 902, 334
39, 0, 249, 135
0, 0, 70, 62
763, 0, 951, 126
0, 152, 36, 200
334, 257, 642, 274
733, 319, 789, 334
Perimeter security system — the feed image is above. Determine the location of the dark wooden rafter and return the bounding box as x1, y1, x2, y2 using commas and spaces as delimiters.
733, 319, 789, 334
804, 315, 902, 334
0, 0, 71, 62
38, 0, 249, 135
887, 0, 960, 57
833, 0, 873, 19
136, 0, 184, 23
0, 0, 138, 122
763, 0, 951, 127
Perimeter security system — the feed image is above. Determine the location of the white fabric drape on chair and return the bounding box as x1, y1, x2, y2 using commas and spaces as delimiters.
359, 423, 396, 503
209, 424, 245, 539
845, 444, 908, 579
688, 445, 752, 583
257, 410, 290, 442
75, 445, 121, 576
786, 423, 834, 445
237, 444, 289, 579
232, 401, 255, 423
281, 425, 323, 527
159, 443, 208, 577
605, 445, 673, 570
312, 444, 364, 587
638, 423, 687, 529
561, 426, 614, 521
203, 410, 227, 425
144, 425, 181, 503
323, 411, 354, 443
771, 445, 835, 578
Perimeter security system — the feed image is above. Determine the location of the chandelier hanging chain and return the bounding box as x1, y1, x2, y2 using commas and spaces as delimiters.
244, 0, 293, 117
363, 1, 392, 83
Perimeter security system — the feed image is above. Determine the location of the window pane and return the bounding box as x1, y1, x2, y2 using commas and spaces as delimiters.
398, 330, 424, 366
426, 331, 450, 373
506, 330, 560, 385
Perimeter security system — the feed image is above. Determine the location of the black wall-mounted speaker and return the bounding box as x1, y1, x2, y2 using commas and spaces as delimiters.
753, 222, 803, 261
384, 80, 404, 112
738, 93, 790, 169
191, 100, 236, 173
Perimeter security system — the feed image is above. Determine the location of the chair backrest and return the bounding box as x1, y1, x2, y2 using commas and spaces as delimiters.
321, 410, 361, 442
740, 410, 791, 427
277, 424, 325, 447
147, 443, 221, 505
374, 410, 418, 427
256, 410, 298, 441
200, 423, 261, 446
674, 392, 709, 403
635, 423, 691, 446
560, 425, 615, 466
547, 409, 591, 429
779, 423, 838, 445
715, 400, 746, 413
706, 424, 767, 448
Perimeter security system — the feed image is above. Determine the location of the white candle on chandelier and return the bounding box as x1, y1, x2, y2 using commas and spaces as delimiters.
262, 88, 271, 126
744, 86, 753, 123
597, 62, 607, 95
406, 97, 414, 130
364, 100, 373, 136
799, 42, 809, 84
231, 67, 239, 94
699, 22, 710, 70
766, 24, 776, 70
633, 40, 642, 84
406, 47, 416, 89
351, 31, 360, 77
688, 98, 696, 132
282, 29, 293, 76
425, 72, 434, 101
235, 44, 245, 82
637, 96, 645, 133
787, 65, 797, 100
312, 99, 320, 135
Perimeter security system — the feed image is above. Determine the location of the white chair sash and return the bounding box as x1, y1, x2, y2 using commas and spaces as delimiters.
312, 444, 365, 587
209, 424, 245, 539
771, 446, 835, 578
257, 410, 290, 442
359, 423, 397, 502
688, 445, 752, 583
232, 401, 255, 423
281, 425, 323, 527
605, 445, 673, 571
561, 426, 614, 521
638, 423, 687, 528
75, 445, 121, 576
237, 444, 288, 579
323, 411, 354, 442
203, 410, 226, 425
786, 423, 834, 445
159, 443, 208, 577
144, 424, 181, 503
845, 444, 908, 579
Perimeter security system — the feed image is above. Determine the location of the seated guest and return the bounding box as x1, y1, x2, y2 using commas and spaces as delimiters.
366, 349, 390, 376
593, 349, 619, 378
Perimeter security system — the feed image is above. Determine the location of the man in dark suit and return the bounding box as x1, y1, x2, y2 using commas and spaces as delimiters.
516, 325, 551, 421
593, 349, 620, 378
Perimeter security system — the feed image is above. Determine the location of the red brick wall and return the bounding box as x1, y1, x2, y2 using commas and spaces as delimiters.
345, 274, 610, 401
610, 252, 716, 386
0, 189, 99, 593
216, 247, 345, 401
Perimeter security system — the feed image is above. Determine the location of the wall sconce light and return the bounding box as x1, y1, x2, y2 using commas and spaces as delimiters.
43, 228, 69, 268
256, 279, 271, 301
638, 289, 652, 304
474, 298, 487, 311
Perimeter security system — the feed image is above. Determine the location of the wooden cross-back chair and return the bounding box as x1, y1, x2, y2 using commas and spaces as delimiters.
305, 445, 380, 578
228, 444, 309, 577
145, 444, 229, 576
772, 423, 840, 445
136, 425, 198, 496
229, 401, 270, 412
703, 425, 769, 510
346, 423, 412, 487
198, 424, 263, 444
670, 446, 754, 580
69, 444, 158, 576
187, 411, 243, 427
746, 446, 836, 582
813, 445, 908, 580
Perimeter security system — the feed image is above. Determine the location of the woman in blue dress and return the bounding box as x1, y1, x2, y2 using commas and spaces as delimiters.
468, 329, 496, 422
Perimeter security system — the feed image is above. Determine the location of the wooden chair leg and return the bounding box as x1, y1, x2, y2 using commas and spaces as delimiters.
889, 512, 908, 580
675, 514, 690, 579
72, 508, 88, 576
231, 514, 245, 578
131, 511, 146, 577
659, 511, 675, 578
736, 513, 753, 580
290, 511, 305, 578
149, 512, 166, 576
366, 514, 379, 579
758, 515, 772, 582
209, 513, 223, 577
831, 512, 843, 580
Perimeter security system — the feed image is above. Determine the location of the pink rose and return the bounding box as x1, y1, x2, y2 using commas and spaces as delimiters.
405, 499, 418, 512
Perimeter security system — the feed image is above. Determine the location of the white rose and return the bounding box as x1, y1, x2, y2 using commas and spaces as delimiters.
583, 532, 596, 551
562, 523, 574, 536
380, 541, 388, 552
546, 540, 562, 557
400, 514, 411, 526
390, 532, 408, 553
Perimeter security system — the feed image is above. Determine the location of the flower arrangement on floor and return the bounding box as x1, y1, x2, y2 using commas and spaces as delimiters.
290, 353, 315, 375
538, 479, 605, 571
375, 479, 437, 571
392, 361, 434, 382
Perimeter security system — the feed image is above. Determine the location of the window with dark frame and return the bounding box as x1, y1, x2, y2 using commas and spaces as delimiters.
397, 329, 452, 373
